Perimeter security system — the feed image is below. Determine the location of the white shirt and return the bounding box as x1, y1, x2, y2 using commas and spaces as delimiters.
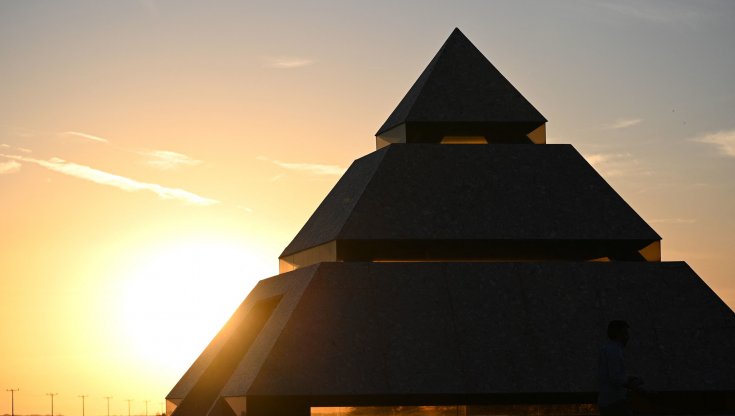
598, 339, 627, 407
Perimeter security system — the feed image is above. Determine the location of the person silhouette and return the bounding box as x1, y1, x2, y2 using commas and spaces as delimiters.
598, 320, 644, 416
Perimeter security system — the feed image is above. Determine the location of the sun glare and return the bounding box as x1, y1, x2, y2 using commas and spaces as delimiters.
115, 238, 273, 372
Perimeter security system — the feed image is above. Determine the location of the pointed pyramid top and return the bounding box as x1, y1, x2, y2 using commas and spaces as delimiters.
376, 28, 546, 137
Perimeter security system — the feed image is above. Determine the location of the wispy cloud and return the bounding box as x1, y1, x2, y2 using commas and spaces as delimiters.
61, 130, 203, 170
662, 249, 714, 261
269, 173, 287, 183
1, 143, 31, 153
584, 152, 650, 178
263, 57, 315, 69
584, 153, 610, 168
603, 118, 642, 130
257, 155, 345, 176
1, 153, 218, 206
141, 150, 202, 170
63, 131, 110, 143
596, 1, 710, 26
649, 218, 697, 224
0, 160, 21, 175
693, 129, 735, 158
2, 125, 38, 138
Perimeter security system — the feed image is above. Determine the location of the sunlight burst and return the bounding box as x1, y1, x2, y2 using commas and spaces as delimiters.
117, 238, 272, 371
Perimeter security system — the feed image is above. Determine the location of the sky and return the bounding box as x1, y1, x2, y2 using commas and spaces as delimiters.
1, 1, 734, 415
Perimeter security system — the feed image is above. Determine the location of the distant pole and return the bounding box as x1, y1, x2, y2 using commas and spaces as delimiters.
46, 393, 58, 416
104, 396, 113, 416
144, 399, 150, 416
126, 399, 133, 416
6, 389, 19, 416
79, 395, 88, 416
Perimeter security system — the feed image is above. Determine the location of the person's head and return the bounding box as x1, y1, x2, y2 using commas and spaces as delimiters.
607, 320, 630, 346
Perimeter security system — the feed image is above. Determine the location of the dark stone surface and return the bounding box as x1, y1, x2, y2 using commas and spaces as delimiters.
280, 148, 387, 258
166, 266, 316, 416
168, 27, 735, 416
245, 262, 735, 397
376, 28, 546, 136
281, 144, 660, 257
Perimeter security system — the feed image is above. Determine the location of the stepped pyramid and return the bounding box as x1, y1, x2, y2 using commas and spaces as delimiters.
167, 29, 735, 416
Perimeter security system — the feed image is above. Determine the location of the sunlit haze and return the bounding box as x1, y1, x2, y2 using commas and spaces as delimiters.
1, 1, 734, 415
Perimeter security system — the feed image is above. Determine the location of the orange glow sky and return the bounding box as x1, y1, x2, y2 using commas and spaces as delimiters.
1, 1, 734, 415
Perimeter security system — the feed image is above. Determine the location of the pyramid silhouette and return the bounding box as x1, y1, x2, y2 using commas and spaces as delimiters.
167, 29, 735, 416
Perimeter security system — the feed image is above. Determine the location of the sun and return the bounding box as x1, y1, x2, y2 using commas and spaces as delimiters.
115, 237, 273, 372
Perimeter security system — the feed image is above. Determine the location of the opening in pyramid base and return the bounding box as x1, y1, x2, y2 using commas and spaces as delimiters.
312, 404, 597, 415
279, 240, 661, 272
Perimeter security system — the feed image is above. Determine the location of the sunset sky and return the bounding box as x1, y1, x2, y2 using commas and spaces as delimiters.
1, 1, 734, 415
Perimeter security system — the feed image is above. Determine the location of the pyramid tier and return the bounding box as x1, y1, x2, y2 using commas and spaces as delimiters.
167, 261, 735, 415
376, 29, 546, 146
281, 144, 660, 271
377, 29, 547, 130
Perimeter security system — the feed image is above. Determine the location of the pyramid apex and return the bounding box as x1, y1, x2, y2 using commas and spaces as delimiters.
443, 27, 472, 48
449, 27, 468, 38
376, 28, 547, 148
